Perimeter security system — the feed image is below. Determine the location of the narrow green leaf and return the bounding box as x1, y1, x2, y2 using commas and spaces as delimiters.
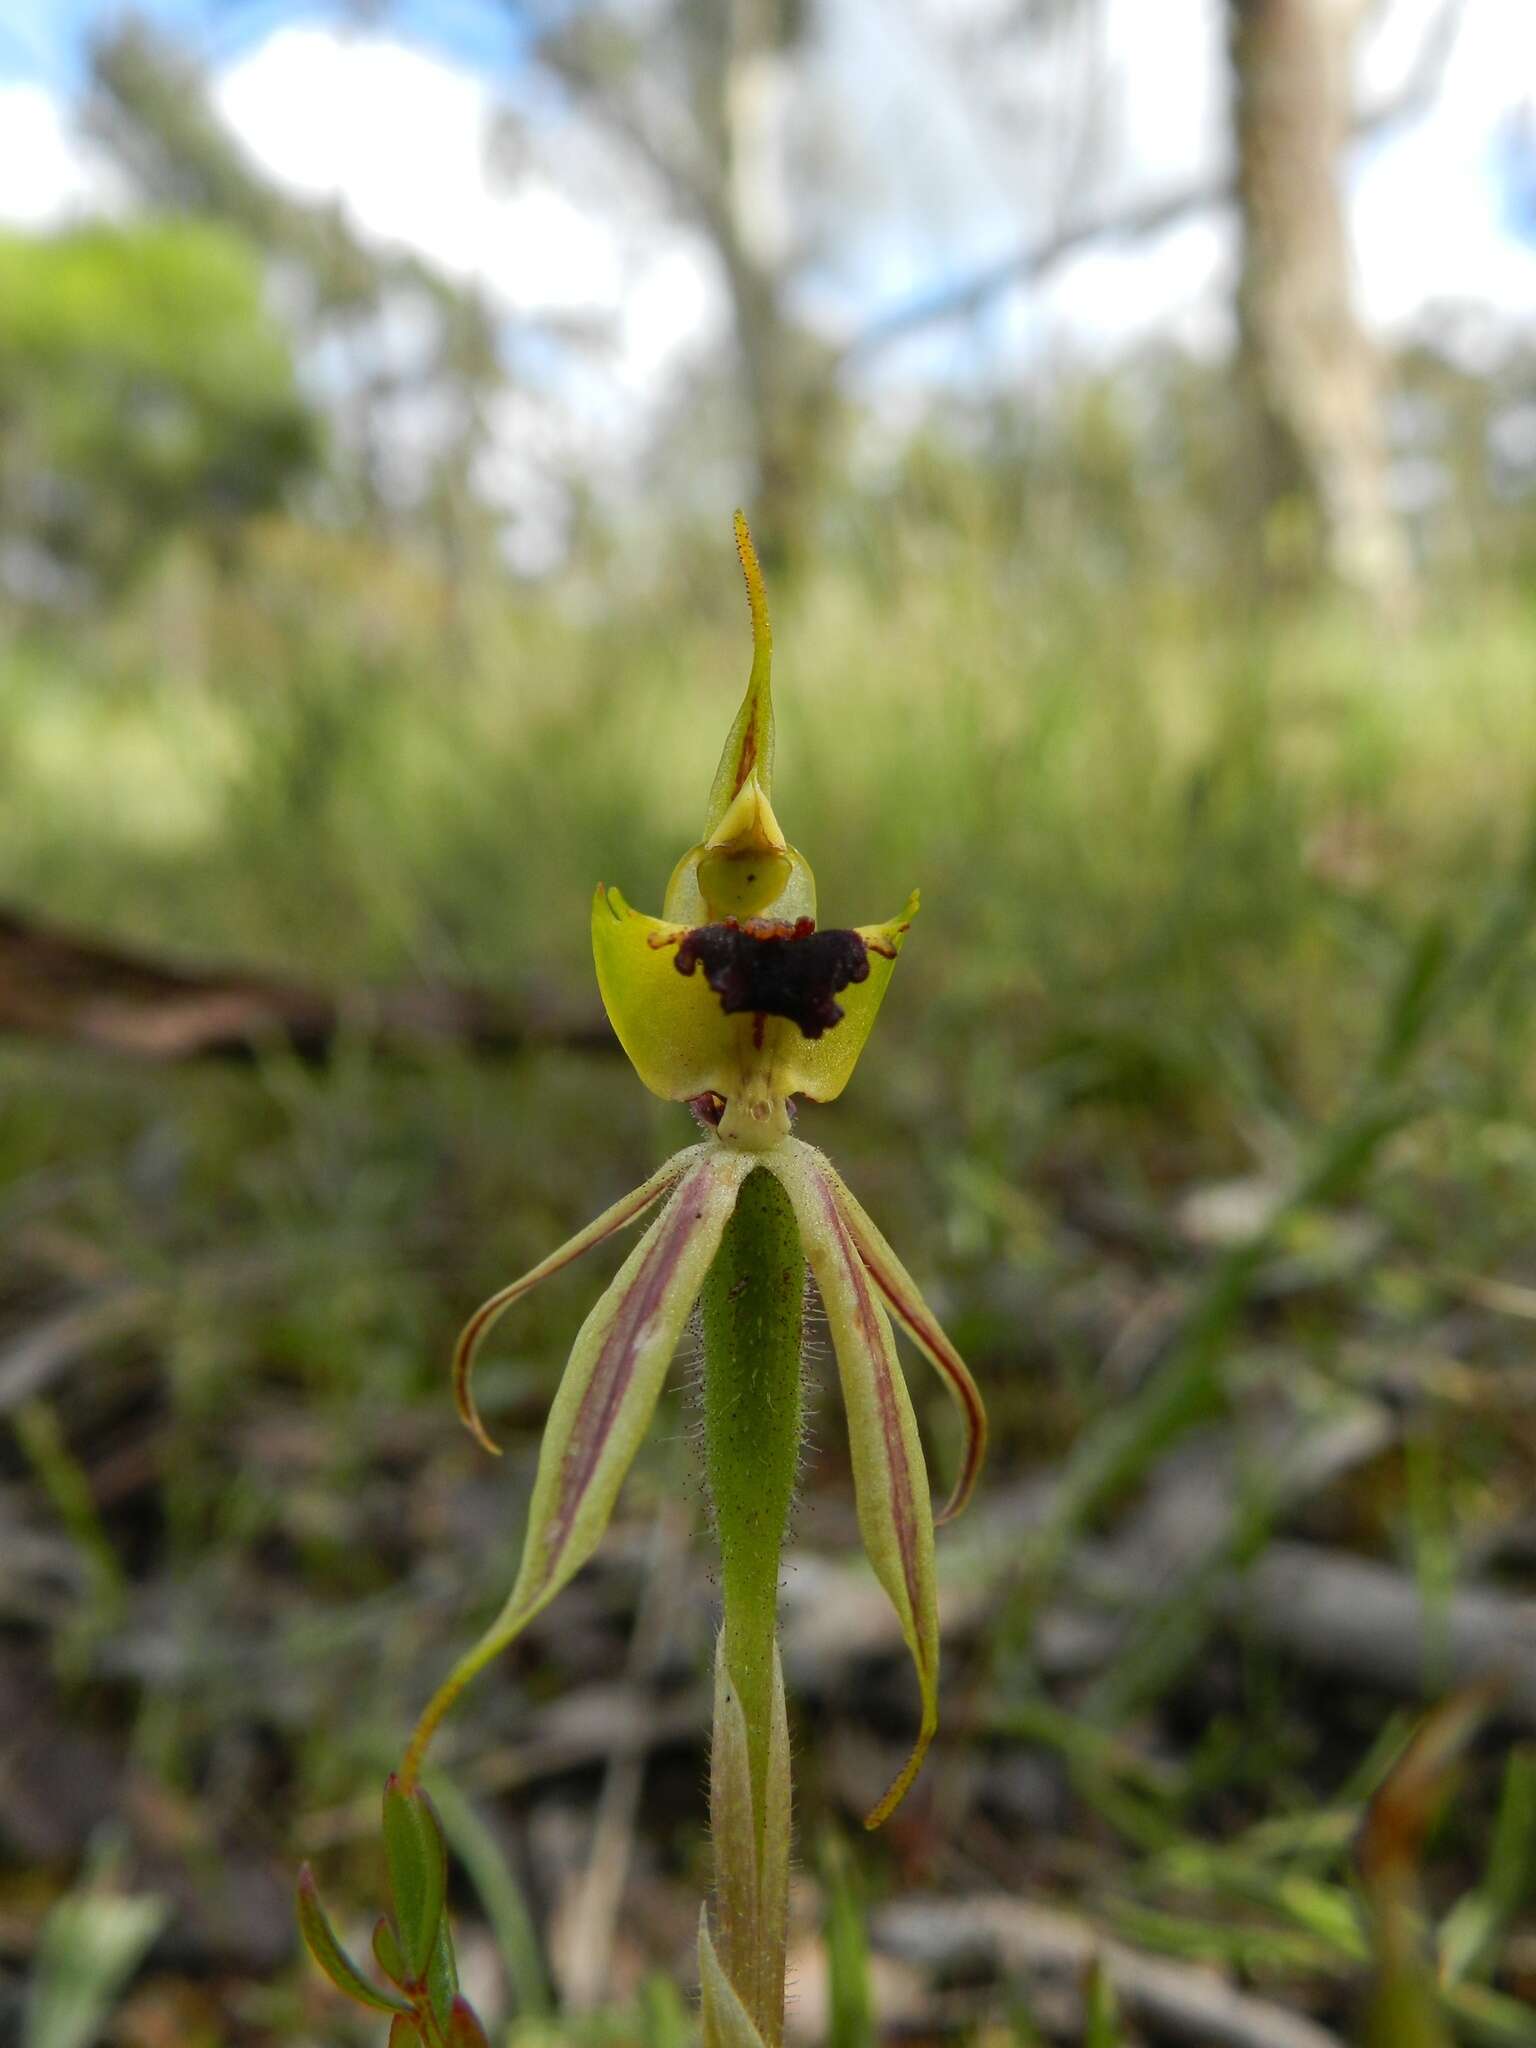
698, 1913, 771, 2048
1442, 1979, 1536, 2044
1439, 1747, 1536, 1985
388, 2018, 423, 2048
23, 1855, 167, 2048
822, 1834, 873, 2048
707, 1632, 760, 2006
295, 1867, 412, 2018
383, 1777, 448, 1984
428, 1775, 551, 2018
1007, 2003, 1047, 2046
757, 1644, 791, 2031
1083, 1957, 1125, 2048
424, 1912, 460, 2030
373, 1916, 407, 1987
1365, 1960, 1453, 2048
1360, 1691, 1494, 2048
640, 1973, 691, 2048
1370, 913, 1454, 1084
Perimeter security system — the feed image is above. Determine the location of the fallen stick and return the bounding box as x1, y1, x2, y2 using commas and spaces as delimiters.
875, 1896, 1345, 2048
0, 1288, 155, 1416
0, 903, 612, 1064
1235, 1542, 1536, 1719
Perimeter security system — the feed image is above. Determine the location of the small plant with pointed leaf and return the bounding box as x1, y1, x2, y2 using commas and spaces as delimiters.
299, 515, 986, 2042
298, 1776, 488, 2045
1358, 1685, 1498, 2048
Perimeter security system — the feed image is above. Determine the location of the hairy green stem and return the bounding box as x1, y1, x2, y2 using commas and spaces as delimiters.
701, 1165, 804, 1821
699, 1164, 805, 2037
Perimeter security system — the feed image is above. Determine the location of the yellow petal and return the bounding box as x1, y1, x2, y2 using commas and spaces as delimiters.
591, 884, 743, 1101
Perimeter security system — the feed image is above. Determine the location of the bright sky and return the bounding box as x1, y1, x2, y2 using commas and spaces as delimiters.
0, 0, 1532, 516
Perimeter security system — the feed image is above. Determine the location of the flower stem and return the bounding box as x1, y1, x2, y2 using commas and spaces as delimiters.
699, 1163, 804, 2039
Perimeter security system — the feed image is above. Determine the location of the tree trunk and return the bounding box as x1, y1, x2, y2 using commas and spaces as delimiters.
711, 0, 830, 572
1228, 0, 1411, 612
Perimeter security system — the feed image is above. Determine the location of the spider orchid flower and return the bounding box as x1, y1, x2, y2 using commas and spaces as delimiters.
421, 515, 986, 1837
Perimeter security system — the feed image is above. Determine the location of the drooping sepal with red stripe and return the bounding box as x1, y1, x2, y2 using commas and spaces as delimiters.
810, 1151, 987, 1523
402, 1145, 753, 1785
452, 1145, 707, 1454
763, 1141, 939, 1828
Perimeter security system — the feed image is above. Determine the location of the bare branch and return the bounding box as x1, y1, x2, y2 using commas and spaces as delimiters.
0, 906, 612, 1065
876, 1896, 1345, 2048
838, 176, 1222, 370
837, 0, 1462, 370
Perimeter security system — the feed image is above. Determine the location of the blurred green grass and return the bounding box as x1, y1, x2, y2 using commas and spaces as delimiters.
11, 543, 1536, 1087
5, 539, 1536, 2039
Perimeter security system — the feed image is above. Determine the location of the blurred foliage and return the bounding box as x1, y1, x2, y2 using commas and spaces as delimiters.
23, 1842, 168, 2048
82, 19, 521, 567
0, 218, 317, 601
4, 16, 1536, 2042
6, 519, 1536, 2036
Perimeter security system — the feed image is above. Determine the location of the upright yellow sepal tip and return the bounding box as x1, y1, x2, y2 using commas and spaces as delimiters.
705, 513, 775, 837
733, 509, 771, 668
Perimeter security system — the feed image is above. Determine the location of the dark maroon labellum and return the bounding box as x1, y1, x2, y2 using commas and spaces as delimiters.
675, 918, 869, 1038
